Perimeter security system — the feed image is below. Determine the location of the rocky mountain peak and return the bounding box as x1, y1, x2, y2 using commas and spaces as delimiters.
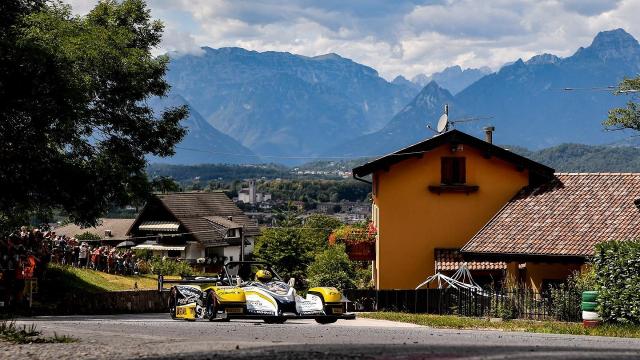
574, 28, 640, 61
526, 53, 560, 65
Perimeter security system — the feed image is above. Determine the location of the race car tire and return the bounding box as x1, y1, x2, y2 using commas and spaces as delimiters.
205, 291, 218, 321
315, 317, 338, 324
206, 291, 230, 322
263, 318, 287, 324
169, 287, 178, 320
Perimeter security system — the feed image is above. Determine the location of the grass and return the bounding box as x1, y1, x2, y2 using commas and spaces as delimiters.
0, 320, 76, 344
45, 263, 178, 293
361, 312, 640, 339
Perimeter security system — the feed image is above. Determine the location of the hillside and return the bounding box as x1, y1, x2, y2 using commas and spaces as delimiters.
309, 142, 640, 174
509, 143, 640, 173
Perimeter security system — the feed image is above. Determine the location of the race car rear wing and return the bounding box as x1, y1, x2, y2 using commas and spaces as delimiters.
157, 275, 221, 292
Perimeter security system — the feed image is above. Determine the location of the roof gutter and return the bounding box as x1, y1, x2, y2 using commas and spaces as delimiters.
352, 173, 372, 185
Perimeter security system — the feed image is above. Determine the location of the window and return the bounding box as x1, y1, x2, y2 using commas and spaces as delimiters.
441, 157, 466, 184
167, 250, 181, 258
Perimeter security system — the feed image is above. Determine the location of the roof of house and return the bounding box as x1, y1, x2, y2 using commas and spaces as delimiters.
129, 192, 259, 246
461, 173, 640, 260
435, 248, 506, 271
352, 130, 555, 182
54, 218, 135, 241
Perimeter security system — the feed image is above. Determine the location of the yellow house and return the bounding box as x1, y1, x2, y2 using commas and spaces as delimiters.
353, 130, 640, 291
353, 129, 555, 290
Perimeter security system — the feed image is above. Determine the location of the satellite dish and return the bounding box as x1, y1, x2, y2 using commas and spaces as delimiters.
437, 113, 448, 133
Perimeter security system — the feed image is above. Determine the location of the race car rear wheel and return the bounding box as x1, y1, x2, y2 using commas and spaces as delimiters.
315, 317, 338, 324
263, 318, 287, 324
169, 287, 178, 319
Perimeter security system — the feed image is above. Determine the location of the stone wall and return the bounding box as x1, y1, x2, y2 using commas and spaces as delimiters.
35, 290, 169, 315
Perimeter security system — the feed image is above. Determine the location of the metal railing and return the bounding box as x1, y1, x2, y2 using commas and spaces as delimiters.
344, 287, 581, 322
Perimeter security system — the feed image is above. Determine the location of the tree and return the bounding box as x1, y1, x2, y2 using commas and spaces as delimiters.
307, 243, 357, 290
150, 176, 181, 193
0, 0, 187, 232
301, 214, 342, 254
604, 76, 640, 131
254, 213, 314, 285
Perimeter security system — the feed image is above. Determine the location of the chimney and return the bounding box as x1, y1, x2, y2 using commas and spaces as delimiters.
483, 126, 495, 144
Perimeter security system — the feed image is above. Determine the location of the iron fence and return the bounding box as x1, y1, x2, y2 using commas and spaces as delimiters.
343, 287, 581, 322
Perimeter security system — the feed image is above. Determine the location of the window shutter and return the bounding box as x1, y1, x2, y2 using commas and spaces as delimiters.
458, 157, 466, 184
441, 158, 453, 184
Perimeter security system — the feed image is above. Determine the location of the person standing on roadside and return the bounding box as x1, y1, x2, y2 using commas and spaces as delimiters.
79, 243, 88, 268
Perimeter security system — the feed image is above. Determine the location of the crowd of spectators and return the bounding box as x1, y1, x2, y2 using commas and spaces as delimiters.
1, 226, 141, 308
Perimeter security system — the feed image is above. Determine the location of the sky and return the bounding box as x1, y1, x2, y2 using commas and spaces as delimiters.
66, 0, 640, 80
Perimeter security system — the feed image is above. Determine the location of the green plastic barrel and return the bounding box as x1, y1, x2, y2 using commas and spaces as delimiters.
581, 301, 597, 311
582, 291, 598, 302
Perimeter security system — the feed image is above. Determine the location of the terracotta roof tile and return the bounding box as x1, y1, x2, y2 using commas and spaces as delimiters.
462, 173, 640, 258
435, 248, 506, 271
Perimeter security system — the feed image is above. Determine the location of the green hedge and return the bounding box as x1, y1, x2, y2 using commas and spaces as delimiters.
593, 240, 640, 323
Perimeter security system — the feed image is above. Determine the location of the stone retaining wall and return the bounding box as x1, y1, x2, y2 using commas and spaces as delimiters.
35, 290, 169, 315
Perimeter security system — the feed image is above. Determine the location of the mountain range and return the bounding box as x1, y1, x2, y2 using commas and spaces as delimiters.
410, 65, 492, 94
164, 49, 417, 161
328, 28, 640, 158
154, 28, 640, 165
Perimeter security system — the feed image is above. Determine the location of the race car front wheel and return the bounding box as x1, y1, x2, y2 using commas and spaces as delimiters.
205, 291, 218, 321
315, 317, 338, 324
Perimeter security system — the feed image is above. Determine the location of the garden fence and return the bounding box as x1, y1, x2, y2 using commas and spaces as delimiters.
343, 287, 581, 322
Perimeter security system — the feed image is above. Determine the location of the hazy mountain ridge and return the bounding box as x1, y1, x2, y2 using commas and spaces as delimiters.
147, 94, 258, 165
165, 47, 419, 162
411, 65, 492, 94
324, 81, 458, 157
328, 28, 640, 158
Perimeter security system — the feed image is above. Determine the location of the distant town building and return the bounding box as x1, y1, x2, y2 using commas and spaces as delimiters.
237, 179, 272, 205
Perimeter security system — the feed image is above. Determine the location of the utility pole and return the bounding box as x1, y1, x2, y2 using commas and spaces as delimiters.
239, 226, 245, 262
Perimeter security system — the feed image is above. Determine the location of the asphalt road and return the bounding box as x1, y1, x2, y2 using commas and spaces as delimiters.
4, 313, 640, 359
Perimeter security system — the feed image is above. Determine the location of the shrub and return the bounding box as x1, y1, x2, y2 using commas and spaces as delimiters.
134, 249, 153, 260
549, 270, 594, 321
147, 257, 194, 276
593, 239, 640, 323
75, 232, 102, 241
307, 243, 357, 290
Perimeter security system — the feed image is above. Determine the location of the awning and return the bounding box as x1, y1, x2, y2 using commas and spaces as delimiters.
138, 221, 180, 232
132, 243, 186, 251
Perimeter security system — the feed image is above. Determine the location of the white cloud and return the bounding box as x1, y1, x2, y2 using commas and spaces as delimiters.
64, 0, 639, 80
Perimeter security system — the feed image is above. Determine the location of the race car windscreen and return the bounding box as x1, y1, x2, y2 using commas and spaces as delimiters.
224, 262, 282, 284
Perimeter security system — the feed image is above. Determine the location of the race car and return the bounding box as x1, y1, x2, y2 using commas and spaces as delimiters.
158, 261, 355, 323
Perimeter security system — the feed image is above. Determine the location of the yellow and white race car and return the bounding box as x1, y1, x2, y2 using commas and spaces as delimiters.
158, 261, 355, 324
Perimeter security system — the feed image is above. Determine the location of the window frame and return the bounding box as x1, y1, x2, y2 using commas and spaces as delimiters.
441, 157, 466, 185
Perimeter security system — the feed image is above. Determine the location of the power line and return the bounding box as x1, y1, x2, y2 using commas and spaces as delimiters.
562, 86, 639, 93
175, 146, 435, 161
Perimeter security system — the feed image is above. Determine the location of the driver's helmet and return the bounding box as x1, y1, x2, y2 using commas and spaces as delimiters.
255, 269, 272, 283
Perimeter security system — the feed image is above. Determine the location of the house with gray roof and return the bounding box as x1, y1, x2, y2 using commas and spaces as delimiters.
127, 192, 260, 268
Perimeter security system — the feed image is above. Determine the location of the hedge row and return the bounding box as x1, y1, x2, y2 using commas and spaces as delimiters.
593, 240, 640, 323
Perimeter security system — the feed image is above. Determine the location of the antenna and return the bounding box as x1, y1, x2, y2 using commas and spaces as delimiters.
431, 103, 493, 134
436, 104, 449, 133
